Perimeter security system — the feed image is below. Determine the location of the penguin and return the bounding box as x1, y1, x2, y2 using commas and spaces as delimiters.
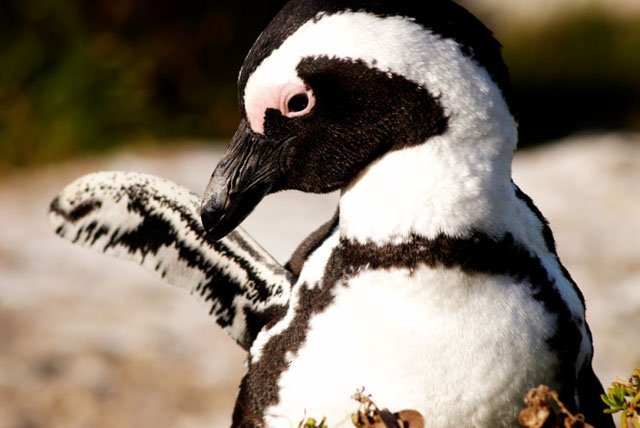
198, 0, 613, 427
48, 0, 613, 426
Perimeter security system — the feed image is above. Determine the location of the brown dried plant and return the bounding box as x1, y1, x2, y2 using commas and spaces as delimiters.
518, 385, 593, 428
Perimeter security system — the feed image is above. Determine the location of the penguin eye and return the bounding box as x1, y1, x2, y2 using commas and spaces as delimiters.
287, 93, 309, 113
283, 89, 315, 118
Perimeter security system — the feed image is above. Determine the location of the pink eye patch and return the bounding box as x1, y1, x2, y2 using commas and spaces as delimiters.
245, 82, 315, 134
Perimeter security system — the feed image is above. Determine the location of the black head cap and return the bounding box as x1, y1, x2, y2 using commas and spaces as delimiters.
239, 0, 515, 116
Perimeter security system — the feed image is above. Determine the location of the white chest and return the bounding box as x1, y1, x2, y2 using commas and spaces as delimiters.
264, 266, 559, 428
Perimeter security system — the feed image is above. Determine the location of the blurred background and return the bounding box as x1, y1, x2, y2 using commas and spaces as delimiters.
0, 1, 639, 427
1, 0, 640, 172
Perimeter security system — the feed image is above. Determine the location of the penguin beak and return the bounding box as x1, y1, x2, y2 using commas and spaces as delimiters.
201, 120, 284, 241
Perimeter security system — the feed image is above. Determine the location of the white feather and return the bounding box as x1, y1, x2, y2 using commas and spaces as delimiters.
267, 266, 558, 427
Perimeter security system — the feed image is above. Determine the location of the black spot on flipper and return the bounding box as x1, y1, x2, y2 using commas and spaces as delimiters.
91, 226, 110, 245
49, 197, 102, 223
85, 221, 98, 239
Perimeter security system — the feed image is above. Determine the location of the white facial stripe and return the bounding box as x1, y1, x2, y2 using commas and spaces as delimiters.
243, 11, 514, 142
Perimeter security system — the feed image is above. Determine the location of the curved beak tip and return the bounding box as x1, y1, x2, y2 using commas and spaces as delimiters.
200, 194, 231, 241
201, 211, 226, 241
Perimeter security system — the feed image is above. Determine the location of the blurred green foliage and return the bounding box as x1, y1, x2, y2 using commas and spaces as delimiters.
602, 369, 640, 428
0, 0, 285, 171
501, 10, 640, 146
0, 1, 638, 172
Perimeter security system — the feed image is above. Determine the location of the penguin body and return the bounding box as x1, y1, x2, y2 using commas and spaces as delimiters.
248, 230, 556, 427
199, 1, 612, 426
236, 204, 591, 426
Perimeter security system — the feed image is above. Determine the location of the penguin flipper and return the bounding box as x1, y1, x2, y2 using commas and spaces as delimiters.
49, 171, 294, 350
576, 363, 614, 427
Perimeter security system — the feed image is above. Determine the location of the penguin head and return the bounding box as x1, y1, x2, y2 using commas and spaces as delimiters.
202, 0, 517, 241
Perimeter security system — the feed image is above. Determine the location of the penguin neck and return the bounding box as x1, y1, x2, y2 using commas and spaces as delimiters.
338, 124, 517, 245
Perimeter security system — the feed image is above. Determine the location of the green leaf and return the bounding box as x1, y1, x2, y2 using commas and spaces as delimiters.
602, 393, 621, 408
